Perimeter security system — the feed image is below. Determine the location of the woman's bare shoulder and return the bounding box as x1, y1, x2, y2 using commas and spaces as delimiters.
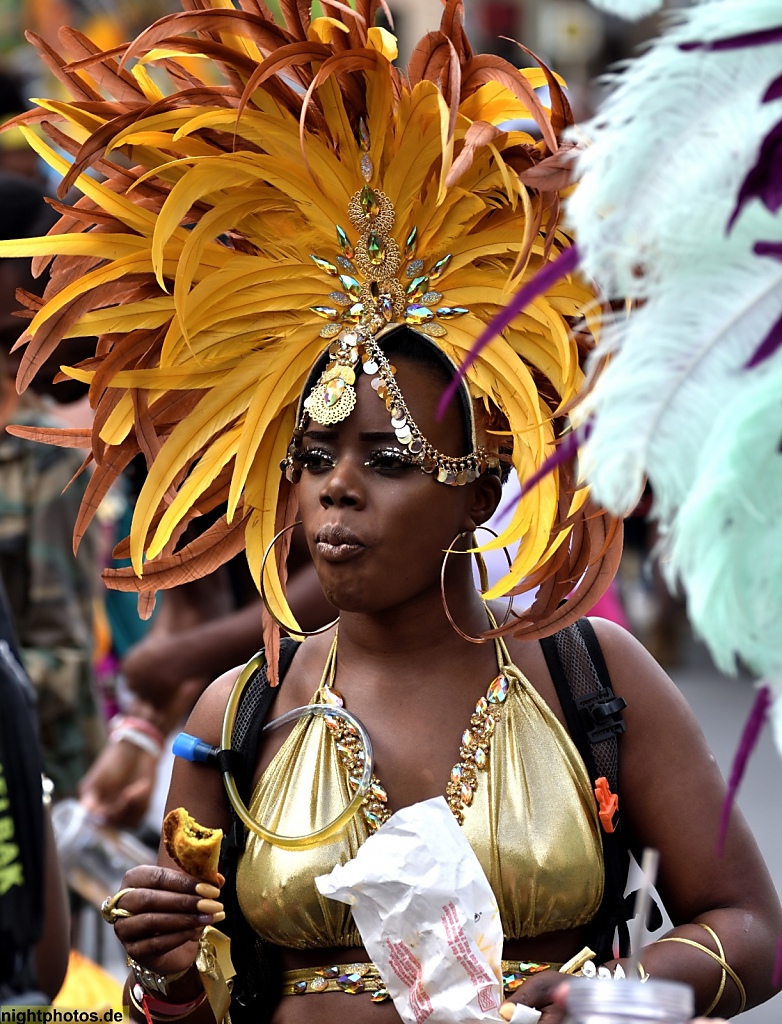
185, 664, 244, 746
586, 616, 689, 708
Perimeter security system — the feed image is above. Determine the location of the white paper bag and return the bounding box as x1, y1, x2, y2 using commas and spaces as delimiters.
316, 796, 540, 1023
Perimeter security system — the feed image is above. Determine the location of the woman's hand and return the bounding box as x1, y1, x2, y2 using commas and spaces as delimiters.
111, 864, 224, 975
498, 972, 568, 1023
80, 741, 158, 828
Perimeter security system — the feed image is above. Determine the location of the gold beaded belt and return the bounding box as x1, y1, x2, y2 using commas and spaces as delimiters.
281, 959, 564, 1000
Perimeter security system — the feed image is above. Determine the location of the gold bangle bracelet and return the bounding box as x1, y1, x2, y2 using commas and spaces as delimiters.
696, 924, 727, 1015
655, 931, 747, 1015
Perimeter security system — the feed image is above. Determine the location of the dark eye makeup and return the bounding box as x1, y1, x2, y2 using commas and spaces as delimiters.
363, 447, 417, 473
297, 446, 336, 473
297, 445, 416, 475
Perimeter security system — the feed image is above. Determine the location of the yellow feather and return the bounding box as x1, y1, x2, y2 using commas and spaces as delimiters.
367, 27, 397, 63
146, 423, 244, 560
31, 98, 106, 135
25, 254, 181, 340
74, 297, 175, 336
99, 392, 135, 445
308, 17, 350, 44
131, 64, 165, 102
130, 351, 270, 573
245, 410, 301, 631
228, 330, 322, 518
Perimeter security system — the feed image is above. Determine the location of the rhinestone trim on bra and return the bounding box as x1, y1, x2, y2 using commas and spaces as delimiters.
321, 671, 511, 830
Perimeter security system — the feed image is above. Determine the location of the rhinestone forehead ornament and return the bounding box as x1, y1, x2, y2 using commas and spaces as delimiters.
282, 142, 499, 487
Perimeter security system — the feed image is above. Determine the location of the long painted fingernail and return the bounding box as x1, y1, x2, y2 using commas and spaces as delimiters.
196, 899, 224, 914
212, 911, 226, 923
195, 883, 221, 899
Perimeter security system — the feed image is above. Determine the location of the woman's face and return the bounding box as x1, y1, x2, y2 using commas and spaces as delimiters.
295, 356, 498, 615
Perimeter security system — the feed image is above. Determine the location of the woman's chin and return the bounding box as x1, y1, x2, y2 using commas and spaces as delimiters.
319, 581, 382, 616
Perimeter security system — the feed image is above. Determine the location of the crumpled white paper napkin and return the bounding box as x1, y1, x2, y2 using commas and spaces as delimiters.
316, 796, 541, 1023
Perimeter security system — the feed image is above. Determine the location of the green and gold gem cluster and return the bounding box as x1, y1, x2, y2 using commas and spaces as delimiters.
309, 187, 467, 340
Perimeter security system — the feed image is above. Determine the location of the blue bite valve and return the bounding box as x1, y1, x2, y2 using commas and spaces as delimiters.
172, 732, 220, 765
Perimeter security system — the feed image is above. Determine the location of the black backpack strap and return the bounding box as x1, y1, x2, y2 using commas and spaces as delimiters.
540, 619, 635, 962
541, 619, 626, 798
220, 637, 299, 1023
227, 637, 300, 839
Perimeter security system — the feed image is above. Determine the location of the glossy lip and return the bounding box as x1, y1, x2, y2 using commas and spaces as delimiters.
315, 524, 366, 562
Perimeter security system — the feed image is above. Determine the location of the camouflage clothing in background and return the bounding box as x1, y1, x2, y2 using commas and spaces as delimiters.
0, 393, 103, 797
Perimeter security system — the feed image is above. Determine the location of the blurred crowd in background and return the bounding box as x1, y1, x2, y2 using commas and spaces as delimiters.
0, 0, 692, 1007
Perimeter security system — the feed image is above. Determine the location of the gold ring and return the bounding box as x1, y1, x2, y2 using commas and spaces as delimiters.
101, 887, 136, 924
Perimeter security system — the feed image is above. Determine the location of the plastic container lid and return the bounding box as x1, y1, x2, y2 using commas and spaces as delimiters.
567, 978, 694, 1021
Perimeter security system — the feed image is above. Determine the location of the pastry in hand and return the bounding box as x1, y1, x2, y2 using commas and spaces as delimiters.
162, 807, 224, 885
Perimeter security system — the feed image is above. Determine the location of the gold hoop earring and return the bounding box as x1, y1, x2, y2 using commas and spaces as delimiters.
440, 527, 514, 644
260, 521, 339, 637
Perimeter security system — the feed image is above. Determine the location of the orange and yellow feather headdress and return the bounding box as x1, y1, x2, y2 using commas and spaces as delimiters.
1, 0, 621, 651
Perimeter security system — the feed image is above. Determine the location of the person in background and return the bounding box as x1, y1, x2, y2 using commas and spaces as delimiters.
0, 67, 48, 186
0, 571, 69, 1000
0, 171, 102, 798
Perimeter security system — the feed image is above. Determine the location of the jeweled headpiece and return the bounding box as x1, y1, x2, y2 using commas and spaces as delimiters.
0, 0, 621, 665
284, 181, 496, 487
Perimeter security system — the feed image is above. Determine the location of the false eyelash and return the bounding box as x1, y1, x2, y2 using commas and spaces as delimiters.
297, 446, 336, 469
364, 447, 417, 469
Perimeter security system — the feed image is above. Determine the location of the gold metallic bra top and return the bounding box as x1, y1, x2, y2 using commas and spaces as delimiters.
236, 637, 604, 949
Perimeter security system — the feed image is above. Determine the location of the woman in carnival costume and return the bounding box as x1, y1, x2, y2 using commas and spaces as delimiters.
2, 0, 780, 1020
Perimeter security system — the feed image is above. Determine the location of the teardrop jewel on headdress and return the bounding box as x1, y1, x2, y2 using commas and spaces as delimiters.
304, 363, 358, 426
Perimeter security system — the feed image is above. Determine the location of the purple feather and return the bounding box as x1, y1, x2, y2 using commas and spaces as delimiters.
756, 240, 782, 262
744, 243, 782, 367
745, 309, 782, 368
496, 420, 592, 525
729, 119, 782, 229
436, 244, 581, 421
765, 73, 782, 104
681, 25, 782, 51
718, 685, 772, 855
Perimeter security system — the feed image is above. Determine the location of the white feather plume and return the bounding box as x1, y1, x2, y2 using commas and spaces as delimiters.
564, 0, 782, 716
569, 0, 782, 513
664, 356, 782, 680
569, 8, 782, 301
586, 0, 663, 21
575, 211, 782, 521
